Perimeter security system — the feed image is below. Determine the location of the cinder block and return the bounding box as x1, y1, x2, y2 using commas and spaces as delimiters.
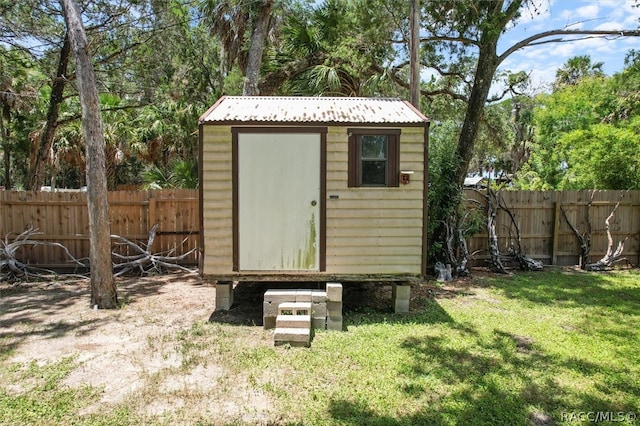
276, 314, 311, 329
326, 282, 343, 302
326, 301, 342, 316
393, 298, 410, 314
278, 302, 312, 316
274, 327, 311, 347
263, 290, 298, 303
392, 284, 411, 314
216, 282, 233, 298
326, 315, 343, 331
312, 317, 326, 330
392, 284, 411, 300
263, 316, 276, 330
312, 302, 326, 318
295, 290, 312, 302
263, 301, 279, 318
311, 290, 327, 303
216, 297, 232, 311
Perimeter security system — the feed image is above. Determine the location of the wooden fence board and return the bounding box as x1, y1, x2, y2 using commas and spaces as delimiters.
1, 189, 638, 270
464, 190, 640, 267
0, 189, 199, 268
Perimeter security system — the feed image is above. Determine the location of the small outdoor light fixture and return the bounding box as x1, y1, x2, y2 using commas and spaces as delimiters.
400, 170, 414, 185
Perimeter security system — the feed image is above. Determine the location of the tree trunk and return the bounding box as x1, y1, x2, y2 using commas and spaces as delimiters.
242, 0, 272, 96
27, 34, 71, 190
454, 42, 499, 187
452, 0, 525, 187
2, 143, 9, 189
1, 104, 10, 188
433, 33, 500, 266
60, 0, 117, 309
438, 9, 503, 267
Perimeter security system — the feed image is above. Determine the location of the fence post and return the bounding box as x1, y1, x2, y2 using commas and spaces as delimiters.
551, 201, 561, 265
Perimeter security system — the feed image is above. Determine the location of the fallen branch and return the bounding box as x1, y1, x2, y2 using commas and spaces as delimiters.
479, 186, 542, 273
1, 225, 86, 281
485, 187, 507, 274
560, 192, 593, 269
585, 201, 628, 271
498, 195, 543, 271
443, 208, 482, 277
436, 200, 480, 277
111, 224, 198, 276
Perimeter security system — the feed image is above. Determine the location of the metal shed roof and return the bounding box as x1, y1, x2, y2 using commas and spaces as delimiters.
199, 96, 429, 124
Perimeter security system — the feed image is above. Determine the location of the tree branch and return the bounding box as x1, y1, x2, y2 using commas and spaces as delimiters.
111, 224, 197, 276
585, 199, 630, 271
419, 34, 479, 48
56, 103, 149, 126
369, 63, 469, 102
499, 29, 640, 66
561, 191, 602, 269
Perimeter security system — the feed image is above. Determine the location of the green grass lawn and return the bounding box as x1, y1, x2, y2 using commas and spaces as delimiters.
1, 268, 639, 425
262, 269, 640, 425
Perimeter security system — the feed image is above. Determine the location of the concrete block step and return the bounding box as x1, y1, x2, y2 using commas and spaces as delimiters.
295, 290, 312, 302
264, 289, 319, 303
278, 302, 312, 316
274, 327, 311, 347
264, 290, 298, 303
276, 314, 311, 329
311, 290, 327, 303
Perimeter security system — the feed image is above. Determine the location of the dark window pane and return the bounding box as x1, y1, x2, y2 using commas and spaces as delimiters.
361, 135, 387, 159
362, 160, 387, 185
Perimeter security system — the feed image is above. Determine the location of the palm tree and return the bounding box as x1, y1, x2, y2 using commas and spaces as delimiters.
51, 121, 85, 189
554, 55, 605, 89
261, 0, 401, 97
199, 0, 277, 94
142, 158, 198, 189
0, 48, 42, 189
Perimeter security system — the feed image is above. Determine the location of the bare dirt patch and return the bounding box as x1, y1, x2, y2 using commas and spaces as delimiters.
0, 273, 278, 423
0, 273, 449, 423
1, 273, 213, 363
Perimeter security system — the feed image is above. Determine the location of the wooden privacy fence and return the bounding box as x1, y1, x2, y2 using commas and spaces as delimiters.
463, 190, 640, 267
0, 189, 199, 269
1, 189, 638, 270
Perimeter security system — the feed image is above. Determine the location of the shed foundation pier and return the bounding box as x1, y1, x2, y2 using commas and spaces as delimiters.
215, 281, 234, 311
392, 284, 411, 314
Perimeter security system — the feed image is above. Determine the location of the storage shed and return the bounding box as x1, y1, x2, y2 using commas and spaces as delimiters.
198, 96, 429, 282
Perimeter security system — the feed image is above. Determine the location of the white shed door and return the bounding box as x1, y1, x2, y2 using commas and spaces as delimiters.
238, 132, 320, 271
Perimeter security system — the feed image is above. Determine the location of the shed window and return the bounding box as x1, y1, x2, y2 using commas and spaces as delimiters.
348, 129, 400, 187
